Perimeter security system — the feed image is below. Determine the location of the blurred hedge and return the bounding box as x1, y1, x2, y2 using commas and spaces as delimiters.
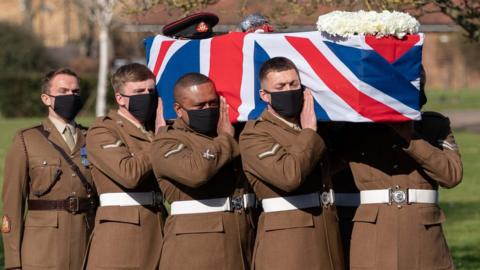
0, 74, 115, 118
0, 22, 54, 73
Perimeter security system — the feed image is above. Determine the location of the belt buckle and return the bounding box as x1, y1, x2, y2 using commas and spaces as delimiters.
389, 186, 408, 205
152, 191, 164, 208
320, 190, 334, 208
66, 195, 80, 214
230, 196, 244, 212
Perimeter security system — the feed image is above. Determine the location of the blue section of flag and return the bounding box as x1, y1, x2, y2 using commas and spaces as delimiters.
248, 42, 269, 119
157, 41, 201, 120
392, 45, 422, 82
144, 37, 154, 64
324, 41, 420, 111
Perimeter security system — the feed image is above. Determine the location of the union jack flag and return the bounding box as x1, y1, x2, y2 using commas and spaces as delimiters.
144, 31, 423, 122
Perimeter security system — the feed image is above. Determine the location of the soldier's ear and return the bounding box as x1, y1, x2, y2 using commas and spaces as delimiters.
259, 89, 270, 104
173, 102, 182, 118
41, 93, 53, 107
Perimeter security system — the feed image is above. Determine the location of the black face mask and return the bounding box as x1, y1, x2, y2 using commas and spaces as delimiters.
264, 86, 304, 118
122, 93, 157, 124
185, 107, 220, 136
49, 94, 83, 121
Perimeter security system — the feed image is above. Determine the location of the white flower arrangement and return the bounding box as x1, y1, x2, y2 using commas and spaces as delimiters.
316, 10, 420, 39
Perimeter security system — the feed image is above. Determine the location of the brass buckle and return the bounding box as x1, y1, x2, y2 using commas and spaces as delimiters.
66, 196, 80, 214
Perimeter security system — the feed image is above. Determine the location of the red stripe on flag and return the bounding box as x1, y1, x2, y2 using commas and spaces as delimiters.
152, 40, 174, 76
286, 36, 410, 122
365, 34, 420, 63
209, 32, 247, 122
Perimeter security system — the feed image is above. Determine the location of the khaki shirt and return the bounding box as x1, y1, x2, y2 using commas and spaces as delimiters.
151, 119, 255, 270
239, 110, 344, 270
2, 118, 93, 270
84, 110, 164, 270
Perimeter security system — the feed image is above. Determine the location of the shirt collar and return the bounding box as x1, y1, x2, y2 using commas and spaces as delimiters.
48, 115, 76, 134
269, 111, 301, 131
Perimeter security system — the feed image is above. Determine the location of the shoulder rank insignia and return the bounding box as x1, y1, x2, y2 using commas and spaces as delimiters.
164, 144, 184, 158
2, 216, 11, 233
202, 149, 216, 160
101, 140, 124, 149
257, 143, 280, 159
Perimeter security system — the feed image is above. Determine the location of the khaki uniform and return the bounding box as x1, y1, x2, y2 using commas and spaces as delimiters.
344, 112, 462, 270
84, 110, 164, 270
239, 110, 344, 270
151, 119, 255, 270
2, 118, 95, 270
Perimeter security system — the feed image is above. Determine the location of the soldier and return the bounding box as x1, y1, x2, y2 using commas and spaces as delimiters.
345, 66, 463, 270
83, 63, 166, 269
2, 68, 96, 270
150, 73, 255, 270
162, 12, 219, 39
239, 57, 344, 270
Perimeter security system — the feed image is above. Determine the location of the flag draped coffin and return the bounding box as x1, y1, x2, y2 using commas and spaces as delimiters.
145, 31, 423, 122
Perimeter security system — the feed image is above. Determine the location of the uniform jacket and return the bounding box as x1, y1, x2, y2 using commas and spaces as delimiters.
2, 118, 94, 270
84, 110, 164, 270
151, 119, 255, 270
239, 110, 344, 270
343, 112, 462, 270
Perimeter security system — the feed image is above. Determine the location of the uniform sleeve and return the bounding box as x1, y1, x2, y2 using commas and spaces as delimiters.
2, 133, 29, 268
86, 124, 152, 189
150, 129, 239, 188
239, 123, 326, 192
403, 128, 463, 189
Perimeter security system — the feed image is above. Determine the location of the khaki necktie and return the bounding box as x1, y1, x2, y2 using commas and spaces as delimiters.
64, 126, 76, 151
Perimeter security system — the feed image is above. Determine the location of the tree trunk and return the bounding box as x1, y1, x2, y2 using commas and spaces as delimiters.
96, 25, 109, 116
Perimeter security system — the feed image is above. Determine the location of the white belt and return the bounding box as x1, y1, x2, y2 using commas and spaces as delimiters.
262, 190, 335, 213
335, 193, 360, 207
360, 188, 438, 204
99, 192, 162, 207
170, 193, 257, 215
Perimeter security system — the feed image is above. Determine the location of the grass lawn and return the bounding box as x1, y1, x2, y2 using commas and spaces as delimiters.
423, 89, 480, 111
0, 116, 479, 269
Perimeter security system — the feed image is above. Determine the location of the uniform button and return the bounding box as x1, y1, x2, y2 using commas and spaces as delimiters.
131, 153, 135, 156
393, 164, 399, 169
361, 152, 365, 156
392, 144, 397, 149
72, 173, 77, 177
42, 161, 47, 166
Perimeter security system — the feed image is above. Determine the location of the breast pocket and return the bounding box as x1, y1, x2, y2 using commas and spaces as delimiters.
350, 206, 379, 268
418, 206, 453, 269
29, 157, 61, 196
21, 211, 58, 267
91, 207, 140, 268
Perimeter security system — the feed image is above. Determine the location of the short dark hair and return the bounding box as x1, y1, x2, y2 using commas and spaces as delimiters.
259, 57, 299, 82
41, 68, 79, 94
111, 63, 156, 93
173, 73, 213, 102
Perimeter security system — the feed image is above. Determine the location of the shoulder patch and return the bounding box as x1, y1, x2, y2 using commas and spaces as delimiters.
164, 144, 185, 158
257, 143, 280, 159
101, 140, 125, 149
437, 139, 459, 151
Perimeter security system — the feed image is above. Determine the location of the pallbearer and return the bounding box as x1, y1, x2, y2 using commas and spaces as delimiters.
239, 57, 344, 270
151, 73, 255, 270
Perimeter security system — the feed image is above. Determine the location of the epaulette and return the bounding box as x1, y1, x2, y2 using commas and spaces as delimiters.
19, 124, 43, 135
